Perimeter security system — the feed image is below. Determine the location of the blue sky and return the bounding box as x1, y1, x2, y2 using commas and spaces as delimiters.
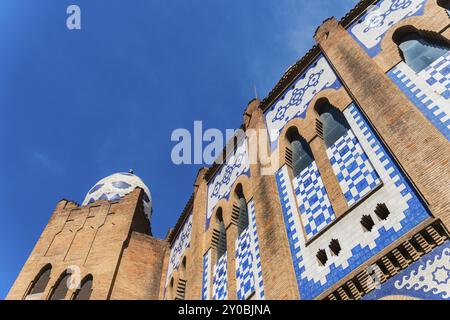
0, 0, 358, 298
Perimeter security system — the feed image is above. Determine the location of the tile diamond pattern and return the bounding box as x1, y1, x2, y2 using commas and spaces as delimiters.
235, 200, 264, 300
327, 130, 381, 206
293, 162, 336, 239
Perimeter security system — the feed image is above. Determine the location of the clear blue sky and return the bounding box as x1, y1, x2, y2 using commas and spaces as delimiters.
0, 0, 358, 298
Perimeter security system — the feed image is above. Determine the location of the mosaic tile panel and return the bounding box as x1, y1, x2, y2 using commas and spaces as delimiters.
235, 200, 264, 300
235, 228, 255, 300
275, 102, 430, 299
349, 0, 427, 57
206, 137, 250, 230
264, 55, 341, 151
388, 51, 450, 141
212, 254, 228, 300
292, 162, 336, 239
363, 241, 450, 300
326, 130, 381, 207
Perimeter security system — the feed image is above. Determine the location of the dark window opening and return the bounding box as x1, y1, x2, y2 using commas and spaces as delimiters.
437, 0, 450, 13
49, 272, 71, 300
329, 239, 342, 256
237, 197, 249, 235
26, 264, 52, 298
394, 28, 450, 73
182, 256, 187, 270
374, 203, 390, 220
315, 99, 350, 148
316, 249, 328, 266
73, 275, 93, 300
216, 208, 227, 262
360, 215, 375, 232
286, 127, 314, 177
234, 184, 249, 235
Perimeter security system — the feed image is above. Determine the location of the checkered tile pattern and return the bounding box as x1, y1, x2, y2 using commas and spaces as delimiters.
420, 52, 450, 99
212, 254, 228, 300
235, 199, 265, 300
235, 228, 255, 299
293, 162, 336, 239
201, 249, 212, 300
275, 102, 429, 300
326, 130, 381, 207
388, 52, 450, 141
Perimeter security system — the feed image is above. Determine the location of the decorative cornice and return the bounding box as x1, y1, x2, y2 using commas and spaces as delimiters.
258, 45, 321, 113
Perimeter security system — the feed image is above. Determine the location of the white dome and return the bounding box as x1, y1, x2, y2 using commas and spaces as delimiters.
82, 172, 152, 218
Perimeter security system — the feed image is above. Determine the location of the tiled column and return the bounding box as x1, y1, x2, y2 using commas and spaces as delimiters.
314, 18, 450, 229
225, 224, 238, 300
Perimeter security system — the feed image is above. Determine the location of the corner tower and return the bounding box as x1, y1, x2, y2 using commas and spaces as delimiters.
6, 172, 168, 300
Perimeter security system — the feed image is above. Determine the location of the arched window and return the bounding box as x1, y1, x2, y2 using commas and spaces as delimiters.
215, 208, 227, 262
73, 275, 93, 300
49, 271, 71, 300
316, 100, 350, 148
315, 99, 381, 207
286, 127, 314, 177
25, 264, 52, 300
395, 31, 450, 73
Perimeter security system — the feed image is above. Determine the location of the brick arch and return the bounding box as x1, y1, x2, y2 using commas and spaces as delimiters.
378, 0, 450, 71
229, 174, 253, 204
278, 118, 310, 171
47, 269, 72, 300
205, 199, 230, 254
71, 273, 93, 300
437, 0, 450, 15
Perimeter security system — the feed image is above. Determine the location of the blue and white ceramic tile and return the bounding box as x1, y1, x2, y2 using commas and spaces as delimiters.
235, 200, 264, 300
202, 249, 212, 300
292, 162, 336, 240
388, 51, 450, 141
164, 214, 193, 289
275, 102, 430, 299
206, 137, 250, 230
212, 254, 228, 300
349, 0, 427, 57
236, 228, 255, 299
363, 241, 450, 300
264, 55, 341, 151
83, 172, 152, 218
326, 130, 381, 207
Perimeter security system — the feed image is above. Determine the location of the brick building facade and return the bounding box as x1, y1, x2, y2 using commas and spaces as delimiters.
6, 0, 450, 300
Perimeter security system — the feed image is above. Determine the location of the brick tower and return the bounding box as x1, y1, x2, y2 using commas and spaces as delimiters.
6, 173, 168, 300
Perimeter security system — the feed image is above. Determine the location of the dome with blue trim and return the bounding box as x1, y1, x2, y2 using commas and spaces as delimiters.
82, 171, 152, 218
